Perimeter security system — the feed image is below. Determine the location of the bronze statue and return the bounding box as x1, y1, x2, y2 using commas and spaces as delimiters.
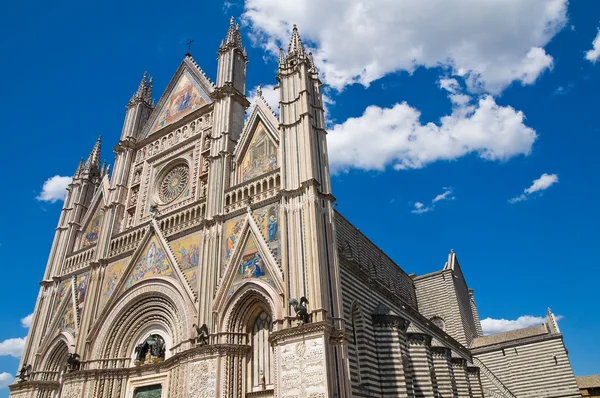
289, 296, 310, 325
17, 364, 31, 382
193, 323, 210, 346
66, 353, 81, 372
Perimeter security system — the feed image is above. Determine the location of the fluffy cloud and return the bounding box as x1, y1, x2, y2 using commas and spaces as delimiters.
36, 175, 72, 203
585, 29, 600, 63
247, 84, 280, 114
481, 315, 563, 335
509, 173, 559, 203
0, 337, 26, 358
242, 0, 567, 93
327, 93, 537, 172
411, 188, 455, 214
21, 313, 33, 329
0, 372, 14, 389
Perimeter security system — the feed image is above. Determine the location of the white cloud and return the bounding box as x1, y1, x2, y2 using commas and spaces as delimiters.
481, 314, 563, 335
433, 189, 455, 203
411, 188, 455, 214
21, 313, 33, 328
327, 92, 537, 172
509, 173, 559, 203
585, 28, 600, 63
0, 337, 26, 358
247, 84, 280, 115
36, 175, 72, 203
242, 0, 567, 93
411, 202, 433, 214
0, 372, 14, 389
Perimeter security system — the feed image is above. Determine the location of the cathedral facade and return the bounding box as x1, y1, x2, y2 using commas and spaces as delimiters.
11, 20, 582, 398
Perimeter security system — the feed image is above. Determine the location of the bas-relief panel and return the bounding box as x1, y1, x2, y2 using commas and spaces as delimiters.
229, 236, 275, 296
82, 206, 104, 248
188, 358, 217, 398
241, 122, 278, 182
126, 236, 173, 289
170, 234, 200, 293
150, 71, 208, 134
278, 337, 327, 398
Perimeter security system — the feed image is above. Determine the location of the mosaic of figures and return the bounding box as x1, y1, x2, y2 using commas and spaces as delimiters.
82, 206, 104, 248
150, 71, 208, 134
136, 113, 212, 164
222, 204, 281, 271
60, 305, 76, 333
241, 122, 278, 182
125, 236, 173, 289
170, 233, 200, 293
58, 279, 71, 301
253, 204, 280, 264
229, 236, 275, 296
75, 272, 89, 316
100, 258, 129, 310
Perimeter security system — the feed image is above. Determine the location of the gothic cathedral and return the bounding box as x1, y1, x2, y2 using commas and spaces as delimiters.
11, 19, 582, 398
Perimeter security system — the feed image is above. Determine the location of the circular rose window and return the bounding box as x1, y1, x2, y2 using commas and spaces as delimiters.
158, 164, 189, 203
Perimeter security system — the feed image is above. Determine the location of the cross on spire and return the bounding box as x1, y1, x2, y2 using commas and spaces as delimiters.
186, 39, 194, 56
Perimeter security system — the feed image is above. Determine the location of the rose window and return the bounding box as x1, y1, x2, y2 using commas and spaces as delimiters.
158, 164, 189, 203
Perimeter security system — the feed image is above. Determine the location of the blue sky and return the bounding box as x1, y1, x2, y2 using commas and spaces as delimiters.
1, 0, 599, 393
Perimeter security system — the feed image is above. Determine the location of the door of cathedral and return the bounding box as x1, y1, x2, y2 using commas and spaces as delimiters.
133, 384, 162, 398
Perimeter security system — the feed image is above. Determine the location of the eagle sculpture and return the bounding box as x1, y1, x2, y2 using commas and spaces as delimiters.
289, 296, 310, 325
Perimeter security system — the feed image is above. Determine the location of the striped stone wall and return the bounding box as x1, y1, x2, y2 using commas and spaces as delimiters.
473, 334, 581, 398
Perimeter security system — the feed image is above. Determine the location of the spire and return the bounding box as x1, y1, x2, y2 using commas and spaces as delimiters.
74, 158, 84, 178
129, 72, 153, 106
222, 16, 243, 50
278, 47, 286, 67
287, 24, 306, 60
85, 136, 102, 171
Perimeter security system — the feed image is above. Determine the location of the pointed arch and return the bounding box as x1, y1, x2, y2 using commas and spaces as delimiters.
38, 333, 73, 381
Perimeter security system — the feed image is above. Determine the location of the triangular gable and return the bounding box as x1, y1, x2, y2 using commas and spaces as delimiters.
214, 214, 284, 314
239, 120, 279, 183
169, 233, 201, 295
80, 201, 105, 249
95, 221, 196, 323
144, 57, 214, 138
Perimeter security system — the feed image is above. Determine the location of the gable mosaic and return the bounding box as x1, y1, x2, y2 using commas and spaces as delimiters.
230, 235, 275, 296
82, 207, 104, 248
170, 233, 200, 293
150, 71, 208, 134
125, 236, 173, 289
241, 121, 278, 182
100, 258, 128, 310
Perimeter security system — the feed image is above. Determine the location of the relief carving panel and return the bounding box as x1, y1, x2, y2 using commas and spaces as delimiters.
278, 337, 328, 398
188, 358, 217, 398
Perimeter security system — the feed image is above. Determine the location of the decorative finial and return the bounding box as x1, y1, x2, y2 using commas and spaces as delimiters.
450, 248, 454, 254
256, 85, 262, 98
230, 16, 235, 25
278, 47, 286, 67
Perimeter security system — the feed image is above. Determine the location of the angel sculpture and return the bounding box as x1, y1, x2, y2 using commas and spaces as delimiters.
289, 297, 310, 325
66, 353, 81, 372
193, 323, 210, 346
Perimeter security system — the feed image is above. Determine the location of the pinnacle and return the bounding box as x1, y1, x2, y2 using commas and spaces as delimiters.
224, 16, 243, 49
129, 72, 153, 106
287, 24, 306, 58
85, 136, 102, 171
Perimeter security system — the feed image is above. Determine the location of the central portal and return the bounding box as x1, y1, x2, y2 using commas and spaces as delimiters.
133, 384, 162, 398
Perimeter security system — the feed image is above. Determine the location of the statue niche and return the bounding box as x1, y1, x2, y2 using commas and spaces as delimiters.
134, 334, 166, 366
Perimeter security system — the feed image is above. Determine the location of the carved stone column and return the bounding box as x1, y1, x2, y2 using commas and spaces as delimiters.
372, 311, 412, 397
431, 346, 458, 398
407, 333, 439, 398
451, 357, 471, 398
466, 366, 483, 398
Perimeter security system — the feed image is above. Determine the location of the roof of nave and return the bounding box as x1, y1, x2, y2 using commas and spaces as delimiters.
576, 375, 600, 389
470, 324, 549, 349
